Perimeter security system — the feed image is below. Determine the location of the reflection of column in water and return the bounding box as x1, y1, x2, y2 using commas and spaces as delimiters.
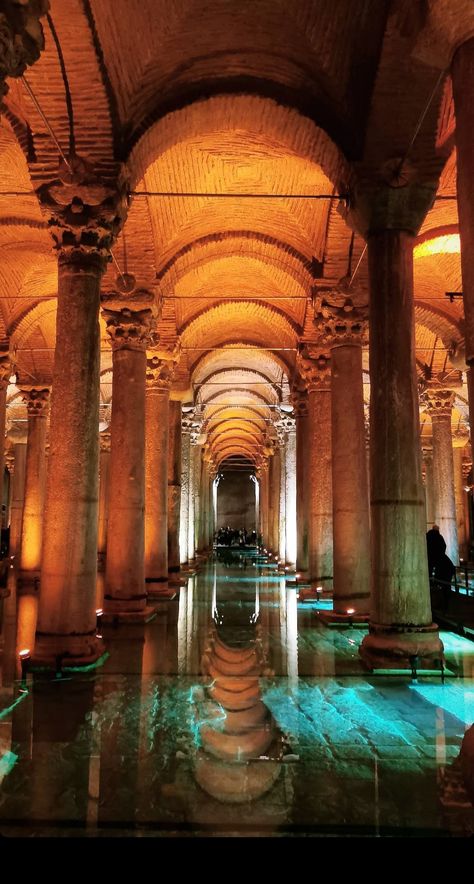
286, 587, 298, 688
279, 582, 288, 678
436, 706, 447, 771
194, 626, 281, 803
186, 578, 195, 673
177, 584, 187, 675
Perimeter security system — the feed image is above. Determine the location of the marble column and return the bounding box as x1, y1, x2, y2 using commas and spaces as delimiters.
297, 346, 333, 587
97, 432, 111, 569
9, 441, 26, 559
18, 386, 50, 593
291, 386, 309, 575
284, 422, 297, 566
188, 439, 199, 561
452, 429, 470, 560
104, 306, 156, 620
277, 433, 286, 562
352, 190, 442, 667
180, 422, 191, 565
0, 344, 10, 526
34, 156, 128, 665
452, 39, 474, 448
269, 449, 280, 556
462, 458, 473, 559
168, 400, 182, 572
422, 447, 435, 530
144, 356, 173, 583
424, 387, 459, 564
316, 295, 370, 617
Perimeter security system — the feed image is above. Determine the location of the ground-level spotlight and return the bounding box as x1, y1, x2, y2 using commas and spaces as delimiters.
346, 607, 355, 627
96, 608, 103, 632
19, 648, 31, 687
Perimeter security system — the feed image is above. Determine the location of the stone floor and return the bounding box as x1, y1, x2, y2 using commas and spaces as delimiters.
0, 550, 473, 838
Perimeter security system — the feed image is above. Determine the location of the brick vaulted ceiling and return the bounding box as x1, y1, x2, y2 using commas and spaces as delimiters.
0, 0, 469, 462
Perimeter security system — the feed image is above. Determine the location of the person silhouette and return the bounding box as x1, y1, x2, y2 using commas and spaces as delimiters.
426, 524, 446, 578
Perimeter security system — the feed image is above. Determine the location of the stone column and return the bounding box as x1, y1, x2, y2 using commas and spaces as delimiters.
269, 448, 280, 556
422, 447, 435, 530
276, 431, 286, 562
17, 386, 50, 593
351, 179, 442, 668
168, 400, 182, 572
9, 441, 26, 559
424, 386, 459, 564
462, 458, 473, 559
452, 39, 474, 448
316, 294, 370, 618
284, 421, 297, 566
260, 458, 270, 548
0, 344, 10, 525
188, 438, 199, 561
144, 355, 173, 583
180, 420, 192, 565
34, 157, 127, 665
291, 386, 309, 575
452, 428, 470, 560
297, 345, 333, 587
103, 305, 156, 620
97, 432, 111, 569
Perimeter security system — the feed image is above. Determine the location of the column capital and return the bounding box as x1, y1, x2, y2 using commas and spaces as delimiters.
422, 387, 456, 419
37, 155, 128, 262
313, 286, 368, 348
4, 448, 14, 473
345, 171, 438, 238
19, 385, 50, 417
0, 0, 49, 99
0, 342, 10, 390
104, 306, 156, 352
146, 353, 178, 390
453, 425, 470, 448
462, 458, 473, 482
290, 379, 308, 416
296, 344, 331, 392
99, 431, 111, 454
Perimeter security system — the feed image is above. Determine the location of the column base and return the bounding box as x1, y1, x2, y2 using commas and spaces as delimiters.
359, 622, 444, 671
33, 631, 105, 669
17, 571, 41, 595
146, 581, 177, 600
102, 607, 157, 624
319, 609, 369, 627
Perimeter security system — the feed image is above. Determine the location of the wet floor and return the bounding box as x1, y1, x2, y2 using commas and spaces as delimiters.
0, 550, 474, 837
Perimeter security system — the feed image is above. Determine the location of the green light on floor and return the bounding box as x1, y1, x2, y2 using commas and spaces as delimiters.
0, 750, 18, 784
0, 691, 28, 720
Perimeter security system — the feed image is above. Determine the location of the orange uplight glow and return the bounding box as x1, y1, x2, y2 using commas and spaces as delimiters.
414, 234, 460, 258
19, 649, 31, 658
347, 608, 355, 615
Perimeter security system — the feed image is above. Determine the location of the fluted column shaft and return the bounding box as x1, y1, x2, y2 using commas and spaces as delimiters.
104, 308, 154, 614
425, 390, 459, 564
18, 387, 50, 590
168, 400, 182, 571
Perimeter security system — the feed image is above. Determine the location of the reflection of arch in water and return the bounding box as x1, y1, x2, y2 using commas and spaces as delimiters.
192, 621, 283, 803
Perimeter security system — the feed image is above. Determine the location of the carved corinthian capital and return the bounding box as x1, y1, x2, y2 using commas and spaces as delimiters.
146, 354, 178, 390
20, 385, 50, 417
314, 289, 368, 348
296, 344, 331, 392
0, 0, 49, 98
422, 388, 456, 419
37, 155, 128, 261
104, 307, 155, 352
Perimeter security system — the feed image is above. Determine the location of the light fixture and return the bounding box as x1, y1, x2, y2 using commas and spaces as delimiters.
9, 373, 16, 385
19, 648, 31, 689
279, 404, 294, 414
96, 608, 103, 632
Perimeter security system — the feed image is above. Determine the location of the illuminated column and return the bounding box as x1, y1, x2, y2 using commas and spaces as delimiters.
260, 457, 270, 548
276, 429, 286, 561
351, 179, 442, 668
9, 440, 27, 558
104, 305, 156, 619
34, 158, 127, 665
144, 355, 174, 582
188, 436, 200, 561
193, 444, 202, 553
462, 457, 473, 559
422, 447, 435, 530
180, 419, 192, 565
17, 387, 50, 593
452, 427, 470, 559
291, 385, 309, 575
284, 420, 296, 566
424, 385, 459, 564
0, 344, 10, 524
452, 38, 474, 448
269, 448, 280, 556
168, 399, 182, 572
297, 346, 332, 586
314, 295, 370, 615
97, 432, 111, 568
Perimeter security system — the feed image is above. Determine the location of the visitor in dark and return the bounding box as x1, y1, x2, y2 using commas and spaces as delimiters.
426, 524, 446, 577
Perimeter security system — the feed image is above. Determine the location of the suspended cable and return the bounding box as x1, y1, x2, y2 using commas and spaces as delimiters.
21, 76, 71, 172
